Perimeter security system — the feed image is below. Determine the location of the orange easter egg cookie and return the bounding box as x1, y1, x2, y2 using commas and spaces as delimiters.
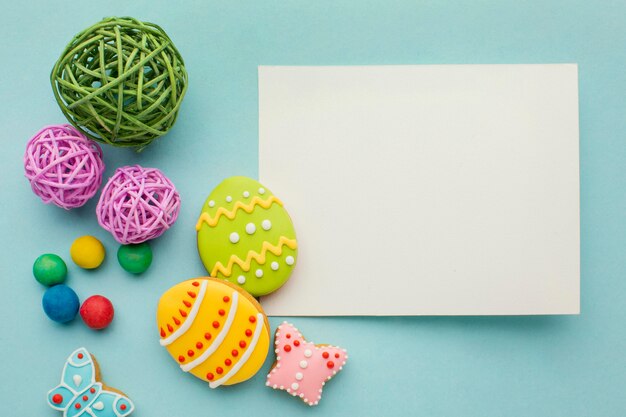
157, 278, 270, 387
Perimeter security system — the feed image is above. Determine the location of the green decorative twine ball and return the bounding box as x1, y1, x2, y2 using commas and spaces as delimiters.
51, 17, 188, 149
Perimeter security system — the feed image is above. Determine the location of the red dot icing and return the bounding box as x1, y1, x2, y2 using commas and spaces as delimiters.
206, 372, 214, 380
249, 315, 256, 323
204, 333, 212, 340
335, 353, 340, 358
286, 333, 291, 339
232, 349, 239, 357
192, 281, 199, 287
245, 329, 252, 337
180, 309, 188, 317
212, 321, 220, 328
284, 345, 292, 352
167, 324, 173, 332
327, 361, 335, 368
223, 296, 230, 302
183, 300, 192, 308
187, 350, 195, 357
225, 358, 232, 366
75, 404, 81, 409
178, 355, 185, 363
216, 367, 223, 374
120, 404, 127, 411
52, 394, 63, 404
322, 352, 329, 359
90, 388, 95, 394
82, 395, 88, 401
77, 353, 84, 359
196, 342, 203, 349
293, 340, 300, 347
173, 316, 181, 325
239, 340, 246, 348
160, 328, 166, 337
218, 309, 225, 316
188, 291, 197, 298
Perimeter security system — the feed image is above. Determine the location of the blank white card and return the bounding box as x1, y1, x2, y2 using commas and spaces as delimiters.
259, 65, 579, 316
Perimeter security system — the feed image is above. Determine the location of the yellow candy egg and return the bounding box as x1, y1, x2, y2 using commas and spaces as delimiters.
70, 235, 106, 269
157, 278, 270, 388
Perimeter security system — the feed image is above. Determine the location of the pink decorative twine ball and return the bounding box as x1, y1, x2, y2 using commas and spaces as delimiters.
24, 124, 105, 209
96, 165, 181, 244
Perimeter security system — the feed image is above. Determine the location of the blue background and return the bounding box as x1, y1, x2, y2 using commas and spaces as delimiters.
1, 1, 625, 416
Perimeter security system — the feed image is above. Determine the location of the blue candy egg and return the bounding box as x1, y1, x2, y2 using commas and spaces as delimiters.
42, 285, 80, 323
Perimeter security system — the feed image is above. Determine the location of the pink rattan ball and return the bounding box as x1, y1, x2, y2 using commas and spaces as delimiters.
96, 165, 181, 244
24, 124, 105, 209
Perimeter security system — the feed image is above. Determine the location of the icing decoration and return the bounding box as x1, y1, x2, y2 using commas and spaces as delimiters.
159, 280, 208, 346
196, 177, 298, 297
209, 200, 215, 207
47, 347, 134, 417
267, 322, 348, 406
157, 278, 270, 387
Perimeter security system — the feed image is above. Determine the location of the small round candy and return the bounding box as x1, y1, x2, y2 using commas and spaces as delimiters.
42, 285, 80, 323
33, 254, 67, 286
70, 235, 105, 269
80, 295, 114, 330
117, 243, 152, 274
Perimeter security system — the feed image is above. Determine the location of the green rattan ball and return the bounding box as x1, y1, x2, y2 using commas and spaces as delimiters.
51, 17, 188, 149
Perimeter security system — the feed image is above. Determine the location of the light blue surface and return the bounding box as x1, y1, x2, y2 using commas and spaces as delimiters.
1, 1, 625, 416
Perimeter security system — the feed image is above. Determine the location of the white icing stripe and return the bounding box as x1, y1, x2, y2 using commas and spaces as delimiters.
209, 313, 264, 389
160, 281, 208, 346
180, 291, 239, 372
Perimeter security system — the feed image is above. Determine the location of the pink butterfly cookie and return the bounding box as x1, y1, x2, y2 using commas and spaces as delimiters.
266, 322, 347, 406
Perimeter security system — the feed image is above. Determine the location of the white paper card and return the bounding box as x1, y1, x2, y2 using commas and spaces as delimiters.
259, 65, 579, 316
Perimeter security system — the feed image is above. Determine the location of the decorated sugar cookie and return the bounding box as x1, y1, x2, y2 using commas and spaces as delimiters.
266, 322, 348, 406
157, 278, 271, 387
196, 176, 298, 297
47, 347, 134, 417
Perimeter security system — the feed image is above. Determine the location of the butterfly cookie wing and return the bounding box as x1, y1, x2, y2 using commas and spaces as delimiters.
47, 347, 96, 412
89, 390, 134, 417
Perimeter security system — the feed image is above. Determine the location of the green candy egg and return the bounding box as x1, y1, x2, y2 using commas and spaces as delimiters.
196, 176, 298, 297
33, 254, 67, 286
117, 243, 153, 274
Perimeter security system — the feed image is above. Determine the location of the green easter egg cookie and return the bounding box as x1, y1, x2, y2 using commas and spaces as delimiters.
196, 176, 298, 297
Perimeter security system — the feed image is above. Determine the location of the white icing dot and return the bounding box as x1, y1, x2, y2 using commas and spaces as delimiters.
286, 256, 295, 266
245, 223, 256, 235
291, 382, 299, 390
208, 200, 215, 208
295, 372, 303, 381
243, 191, 250, 198
256, 269, 263, 278
237, 275, 246, 284
304, 349, 312, 358
262, 220, 272, 230
229, 232, 240, 243
299, 360, 308, 369
226, 196, 232, 203
271, 262, 279, 271
259, 187, 265, 194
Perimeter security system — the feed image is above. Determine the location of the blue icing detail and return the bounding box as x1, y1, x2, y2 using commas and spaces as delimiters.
90, 391, 134, 417
47, 385, 73, 410
67, 384, 102, 417
62, 359, 95, 394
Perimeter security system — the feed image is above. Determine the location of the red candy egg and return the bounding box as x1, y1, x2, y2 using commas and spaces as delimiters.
80, 295, 114, 329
